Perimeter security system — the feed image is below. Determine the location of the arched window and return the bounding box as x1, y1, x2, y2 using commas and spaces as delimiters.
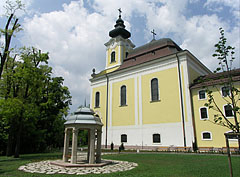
95, 92, 100, 108
224, 105, 233, 117
111, 51, 116, 63
153, 134, 161, 143
200, 107, 208, 120
121, 134, 127, 142
120, 85, 126, 106
202, 132, 212, 140
151, 78, 159, 101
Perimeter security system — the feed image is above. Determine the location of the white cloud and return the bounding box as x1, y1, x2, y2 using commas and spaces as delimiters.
22, 1, 114, 111
204, 0, 240, 19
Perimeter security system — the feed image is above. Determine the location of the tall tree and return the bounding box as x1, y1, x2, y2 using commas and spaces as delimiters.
0, 0, 23, 79
0, 47, 71, 157
203, 28, 240, 150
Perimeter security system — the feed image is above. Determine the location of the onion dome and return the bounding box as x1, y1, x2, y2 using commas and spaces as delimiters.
109, 14, 131, 39
65, 107, 103, 126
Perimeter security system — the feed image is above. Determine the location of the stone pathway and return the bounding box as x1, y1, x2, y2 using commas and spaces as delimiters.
18, 159, 138, 175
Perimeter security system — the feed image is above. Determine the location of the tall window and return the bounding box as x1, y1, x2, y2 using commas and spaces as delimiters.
224, 105, 233, 117
120, 85, 127, 106
111, 51, 116, 63
121, 134, 127, 143
222, 86, 230, 97
200, 107, 208, 120
202, 132, 212, 140
198, 90, 206, 100
151, 78, 159, 101
95, 92, 100, 108
125, 52, 129, 58
153, 134, 161, 143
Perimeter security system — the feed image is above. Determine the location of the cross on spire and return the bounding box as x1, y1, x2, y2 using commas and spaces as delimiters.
151, 29, 156, 40
118, 8, 122, 17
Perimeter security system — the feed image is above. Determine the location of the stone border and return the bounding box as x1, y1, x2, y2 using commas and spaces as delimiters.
18, 159, 138, 175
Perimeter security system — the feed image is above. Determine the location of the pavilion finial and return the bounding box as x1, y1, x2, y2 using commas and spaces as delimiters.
151, 29, 156, 40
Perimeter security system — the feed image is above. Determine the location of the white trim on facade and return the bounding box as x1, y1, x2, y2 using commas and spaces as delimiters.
102, 122, 190, 146
109, 82, 113, 127
139, 75, 142, 126
90, 86, 93, 108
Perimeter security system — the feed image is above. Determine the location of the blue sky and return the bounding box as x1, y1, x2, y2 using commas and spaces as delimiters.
0, 0, 239, 113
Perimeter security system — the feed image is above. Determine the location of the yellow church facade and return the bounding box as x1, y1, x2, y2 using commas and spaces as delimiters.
90, 14, 239, 150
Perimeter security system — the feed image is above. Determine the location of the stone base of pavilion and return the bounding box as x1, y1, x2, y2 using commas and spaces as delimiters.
50, 159, 112, 168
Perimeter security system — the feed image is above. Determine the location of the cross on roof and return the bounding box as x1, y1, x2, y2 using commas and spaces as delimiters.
118, 8, 122, 17
151, 29, 156, 40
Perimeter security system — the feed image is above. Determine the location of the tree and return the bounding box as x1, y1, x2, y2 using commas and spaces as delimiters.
203, 28, 240, 151
0, 47, 71, 157
0, 0, 23, 79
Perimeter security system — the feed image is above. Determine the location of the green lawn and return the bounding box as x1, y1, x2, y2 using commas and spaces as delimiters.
0, 152, 239, 177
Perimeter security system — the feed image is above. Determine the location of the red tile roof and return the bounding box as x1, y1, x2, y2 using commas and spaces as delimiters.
190, 68, 240, 89
116, 38, 182, 71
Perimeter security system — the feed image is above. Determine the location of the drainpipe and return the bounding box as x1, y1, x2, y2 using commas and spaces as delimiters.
176, 53, 187, 147
105, 74, 109, 148
190, 89, 198, 151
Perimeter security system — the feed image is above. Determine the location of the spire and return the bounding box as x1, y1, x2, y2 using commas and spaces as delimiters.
109, 9, 131, 39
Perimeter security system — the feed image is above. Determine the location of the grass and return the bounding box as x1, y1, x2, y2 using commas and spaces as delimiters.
0, 152, 239, 177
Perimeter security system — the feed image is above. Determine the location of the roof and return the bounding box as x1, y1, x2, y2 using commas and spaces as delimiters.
116, 38, 182, 71
190, 68, 240, 89
109, 15, 131, 39
65, 107, 103, 126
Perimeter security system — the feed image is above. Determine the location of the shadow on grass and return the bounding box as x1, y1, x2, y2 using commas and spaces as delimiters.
0, 152, 62, 165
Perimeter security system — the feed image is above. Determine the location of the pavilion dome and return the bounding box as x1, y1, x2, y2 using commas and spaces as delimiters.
65, 107, 103, 126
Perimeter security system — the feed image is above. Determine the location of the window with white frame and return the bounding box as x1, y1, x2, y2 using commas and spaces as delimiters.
202, 132, 212, 140
198, 90, 206, 100
221, 86, 230, 97
200, 107, 208, 120
151, 78, 159, 101
121, 134, 127, 143
120, 85, 127, 106
153, 134, 161, 143
95, 92, 100, 108
224, 104, 233, 117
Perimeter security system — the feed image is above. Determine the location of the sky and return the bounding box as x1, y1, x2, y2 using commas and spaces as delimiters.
0, 0, 239, 113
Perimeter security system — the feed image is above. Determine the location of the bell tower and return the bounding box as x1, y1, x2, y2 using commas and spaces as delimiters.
104, 9, 135, 70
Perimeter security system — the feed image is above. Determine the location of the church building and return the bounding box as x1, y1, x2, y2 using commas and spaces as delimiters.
90, 12, 239, 150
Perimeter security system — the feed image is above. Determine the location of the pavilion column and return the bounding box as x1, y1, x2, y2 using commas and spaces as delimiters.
87, 130, 90, 162
63, 128, 70, 162
89, 128, 96, 164
71, 128, 78, 164
96, 129, 102, 163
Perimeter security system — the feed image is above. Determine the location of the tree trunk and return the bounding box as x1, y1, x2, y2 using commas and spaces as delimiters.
6, 125, 14, 156
14, 120, 22, 158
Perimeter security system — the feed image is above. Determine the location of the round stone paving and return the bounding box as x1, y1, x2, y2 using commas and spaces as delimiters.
18, 159, 138, 175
